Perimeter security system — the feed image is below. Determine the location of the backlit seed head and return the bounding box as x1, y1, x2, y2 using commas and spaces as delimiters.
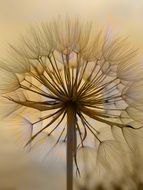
1, 18, 143, 174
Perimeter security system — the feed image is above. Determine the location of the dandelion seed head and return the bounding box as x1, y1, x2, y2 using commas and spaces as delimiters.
1, 18, 143, 175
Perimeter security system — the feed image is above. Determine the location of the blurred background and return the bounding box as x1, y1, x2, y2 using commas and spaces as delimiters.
0, 0, 143, 48
0, 0, 143, 189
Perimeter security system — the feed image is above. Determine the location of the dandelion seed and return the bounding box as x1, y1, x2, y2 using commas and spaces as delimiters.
1, 18, 143, 190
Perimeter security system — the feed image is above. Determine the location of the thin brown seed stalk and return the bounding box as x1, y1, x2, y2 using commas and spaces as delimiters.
67, 104, 76, 190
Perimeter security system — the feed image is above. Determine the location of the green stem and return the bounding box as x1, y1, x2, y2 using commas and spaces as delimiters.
67, 104, 76, 190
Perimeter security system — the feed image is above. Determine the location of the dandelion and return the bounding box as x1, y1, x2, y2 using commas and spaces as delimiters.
1, 18, 143, 190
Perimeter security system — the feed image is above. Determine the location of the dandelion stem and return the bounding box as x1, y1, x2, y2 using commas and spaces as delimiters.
67, 104, 76, 190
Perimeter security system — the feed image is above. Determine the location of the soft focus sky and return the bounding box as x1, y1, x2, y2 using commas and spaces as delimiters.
0, 0, 143, 48
0, 0, 143, 189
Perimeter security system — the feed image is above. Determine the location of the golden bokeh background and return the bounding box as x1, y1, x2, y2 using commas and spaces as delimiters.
0, 0, 143, 48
